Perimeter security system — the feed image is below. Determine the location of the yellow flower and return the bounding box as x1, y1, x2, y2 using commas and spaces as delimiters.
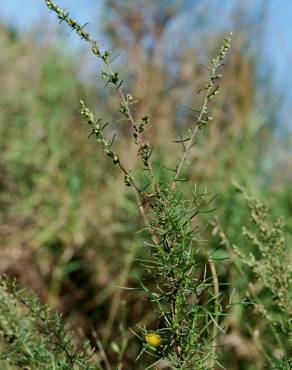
145, 332, 162, 347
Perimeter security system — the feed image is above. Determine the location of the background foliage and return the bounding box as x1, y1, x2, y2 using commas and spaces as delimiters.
0, 1, 291, 369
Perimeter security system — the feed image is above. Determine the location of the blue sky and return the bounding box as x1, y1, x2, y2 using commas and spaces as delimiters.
0, 0, 291, 128
0, 1, 101, 29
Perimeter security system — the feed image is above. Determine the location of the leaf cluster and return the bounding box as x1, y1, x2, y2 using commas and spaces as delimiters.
0, 277, 99, 370
232, 186, 292, 336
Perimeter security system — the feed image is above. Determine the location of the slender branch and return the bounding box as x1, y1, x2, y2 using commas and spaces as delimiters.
108, 64, 161, 195
80, 100, 143, 197
209, 259, 220, 368
168, 33, 232, 197
45, 0, 160, 196
170, 283, 181, 360
92, 330, 112, 370
169, 105, 203, 195
18, 297, 75, 366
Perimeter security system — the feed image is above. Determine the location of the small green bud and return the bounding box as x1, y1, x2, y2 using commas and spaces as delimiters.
110, 72, 119, 85
119, 103, 129, 117
101, 70, 108, 80
126, 94, 133, 102
102, 51, 110, 63
113, 155, 120, 165
92, 41, 101, 56
124, 174, 132, 186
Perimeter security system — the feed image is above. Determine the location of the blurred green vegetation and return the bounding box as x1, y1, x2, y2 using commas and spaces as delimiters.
0, 1, 291, 368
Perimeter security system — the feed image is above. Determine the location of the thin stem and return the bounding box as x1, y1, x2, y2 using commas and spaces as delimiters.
168, 33, 232, 197
208, 259, 220, 368
92, 330, 112, 370
170, 284, 181, 360
109, 64, 161, 196
18, 297, 74, 366
169, 65, 217, 197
